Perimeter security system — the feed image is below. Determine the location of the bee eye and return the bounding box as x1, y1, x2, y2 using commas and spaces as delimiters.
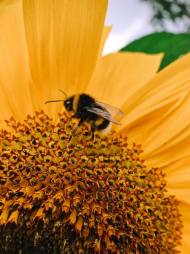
64, 99, 72, 111
65, 100, 70, 107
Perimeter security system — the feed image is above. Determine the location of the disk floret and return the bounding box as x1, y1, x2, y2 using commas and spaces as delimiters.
0, 111, 182, 253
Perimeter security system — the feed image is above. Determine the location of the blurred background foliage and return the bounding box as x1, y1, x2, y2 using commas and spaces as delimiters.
122, 32, 190, 69
142, 0, 190, 31
120, 0, 190, 69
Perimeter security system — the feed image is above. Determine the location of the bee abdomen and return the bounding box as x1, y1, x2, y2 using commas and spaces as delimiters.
94, 118, 110, 131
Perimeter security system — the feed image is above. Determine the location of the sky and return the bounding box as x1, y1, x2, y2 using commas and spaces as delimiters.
104, 0, 188, 54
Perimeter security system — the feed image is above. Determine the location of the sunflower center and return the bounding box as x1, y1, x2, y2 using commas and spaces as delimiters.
0, 111, 182, 253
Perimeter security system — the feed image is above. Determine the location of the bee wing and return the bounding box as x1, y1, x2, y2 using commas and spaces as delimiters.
96, 101, 125, 119
85, 102, 124, 125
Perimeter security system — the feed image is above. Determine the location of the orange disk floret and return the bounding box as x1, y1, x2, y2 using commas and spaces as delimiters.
0, 111, 182, 253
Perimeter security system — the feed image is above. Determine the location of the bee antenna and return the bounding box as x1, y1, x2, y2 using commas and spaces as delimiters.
45, 99, 65, 104
58, 89, 67, 98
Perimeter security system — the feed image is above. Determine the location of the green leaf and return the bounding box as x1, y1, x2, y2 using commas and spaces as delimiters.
121, 32, 190, 70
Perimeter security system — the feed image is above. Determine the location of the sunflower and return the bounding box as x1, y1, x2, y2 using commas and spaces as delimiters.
0, 0, 189, 253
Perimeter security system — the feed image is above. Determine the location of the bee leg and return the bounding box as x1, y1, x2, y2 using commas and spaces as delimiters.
68, 118, 84, 141
91, 129, 95, 141
91, 124, 97, 141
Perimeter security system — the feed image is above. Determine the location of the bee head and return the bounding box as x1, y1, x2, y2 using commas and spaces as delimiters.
64, 97, 73, 111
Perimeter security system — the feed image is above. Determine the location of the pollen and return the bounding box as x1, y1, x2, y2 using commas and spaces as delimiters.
0, 111, 182, 253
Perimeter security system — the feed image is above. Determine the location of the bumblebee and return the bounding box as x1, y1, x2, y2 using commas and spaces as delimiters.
46, 92, 123, 133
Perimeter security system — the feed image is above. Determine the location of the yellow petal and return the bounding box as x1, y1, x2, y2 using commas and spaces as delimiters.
98, 26, 111, 60
23, 0, 108, 117
0, 0, 18, 7
87, 52, 163, 108
0, 0, 32, 123
168, 187, 190, 206
119, 53, 190, 160
161, 157, 190, 204
178, 202, 190, 253
118, 53, 190, 207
